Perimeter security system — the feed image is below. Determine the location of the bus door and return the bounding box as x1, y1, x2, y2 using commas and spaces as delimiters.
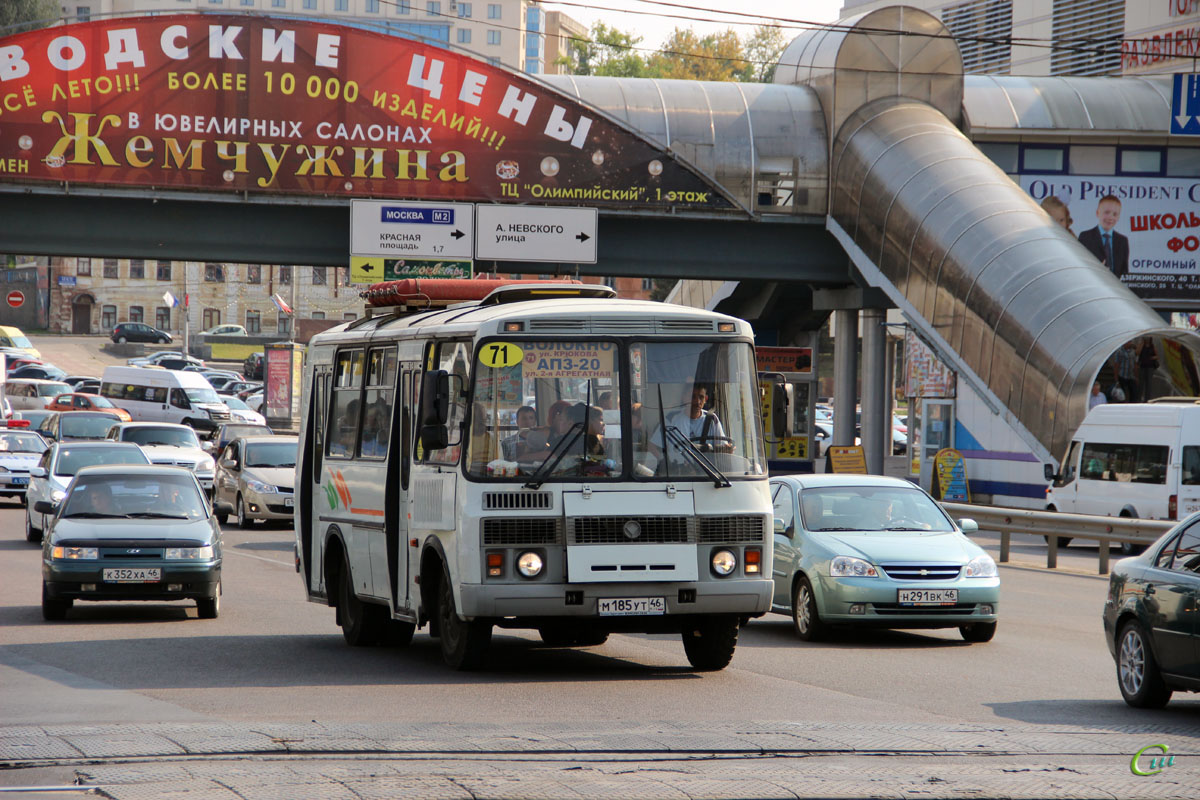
385, 363, 420, 616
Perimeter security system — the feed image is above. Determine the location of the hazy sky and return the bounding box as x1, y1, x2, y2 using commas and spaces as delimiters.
542, 1, 849, 49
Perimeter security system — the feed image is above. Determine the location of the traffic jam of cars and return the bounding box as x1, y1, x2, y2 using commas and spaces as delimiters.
2, 329, 282, 622
1, 324, 1197, 708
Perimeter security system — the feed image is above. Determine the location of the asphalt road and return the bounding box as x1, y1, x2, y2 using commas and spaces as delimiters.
2, 335, 1198, 798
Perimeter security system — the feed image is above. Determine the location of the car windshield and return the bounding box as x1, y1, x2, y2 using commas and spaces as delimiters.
245, 442, 296, 468
467, 340, 623, 480
798, 486, 955, 532
38, 382, 71, 396
223, 396, 249, 411
61, 473, 207, 519
185, 388, 222, 404
0, 432, 46, 453
222, 425, 271, 442
9, 335, 33, 348
60, 415, 118, 439
123, 426, 199, 447
57, 446, 149, 476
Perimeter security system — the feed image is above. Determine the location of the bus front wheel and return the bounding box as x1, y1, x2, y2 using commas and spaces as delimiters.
681, 615, 739, 671
437, 567, 491, 670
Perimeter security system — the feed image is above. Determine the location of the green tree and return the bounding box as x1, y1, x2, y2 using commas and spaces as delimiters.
743, 24, 789, 83
0, 0, 60, 35
648, 28, 748, 81
559, 23, 648, 78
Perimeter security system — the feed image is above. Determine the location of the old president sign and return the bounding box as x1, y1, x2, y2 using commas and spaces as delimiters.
0, 14, 730, 210
476, 205, 597, 263
351, 200, 474, 259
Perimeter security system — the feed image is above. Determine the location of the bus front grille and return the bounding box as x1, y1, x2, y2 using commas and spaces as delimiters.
570, 516, 692, 544
482, 518, 563, 546
483, 491, 553, 510
697, 515, 766, 543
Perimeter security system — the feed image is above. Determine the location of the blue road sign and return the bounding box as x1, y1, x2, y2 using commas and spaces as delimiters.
379, 206, 454, 225
1171, 74, 1200, 136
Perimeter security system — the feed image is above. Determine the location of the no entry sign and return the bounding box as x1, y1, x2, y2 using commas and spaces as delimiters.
6, 291, 24, 308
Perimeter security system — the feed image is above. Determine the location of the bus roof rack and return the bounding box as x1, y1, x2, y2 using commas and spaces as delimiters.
1146, 396, 1200, 404
479, 284, 617, 305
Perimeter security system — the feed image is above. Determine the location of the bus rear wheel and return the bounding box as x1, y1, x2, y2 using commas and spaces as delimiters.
437, 566, 491, 670
681, 615, 739, 671
338, 559, 385, 646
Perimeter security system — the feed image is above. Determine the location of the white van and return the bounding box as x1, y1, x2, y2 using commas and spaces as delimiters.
99, 366, 231, 436
4, 379, 72, 411
1046, 402, 1200, 529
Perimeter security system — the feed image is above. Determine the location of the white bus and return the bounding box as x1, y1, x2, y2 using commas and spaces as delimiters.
296, 282, 773, 670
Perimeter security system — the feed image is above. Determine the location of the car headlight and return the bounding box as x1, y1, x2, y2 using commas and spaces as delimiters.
711, 549, 737, 576
51, 489, 66, 502
52, 546, 98, 560
516, 551, 543, 578
245, 479, 275, 494
0, 466, 8, 473
964, 554, 998, 578
830, 556, 879, 578
165, 545, 215, 560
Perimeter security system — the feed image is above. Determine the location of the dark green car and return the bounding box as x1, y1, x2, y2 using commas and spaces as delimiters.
1103, 514, 1200, 707
40, 465, 222, 621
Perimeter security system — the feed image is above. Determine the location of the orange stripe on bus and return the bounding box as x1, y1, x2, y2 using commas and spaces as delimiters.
350, 507, 385, 517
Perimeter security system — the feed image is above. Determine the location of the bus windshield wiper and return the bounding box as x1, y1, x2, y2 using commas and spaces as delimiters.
524, 422, 584, 489
664, 426, 731, 488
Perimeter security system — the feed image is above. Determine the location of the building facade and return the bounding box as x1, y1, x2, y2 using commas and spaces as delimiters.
66, 0, 583, 74
45, 258, 361, 336
842, 0, 1198, 77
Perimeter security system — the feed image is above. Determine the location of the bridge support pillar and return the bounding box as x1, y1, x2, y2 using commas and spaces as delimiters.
861, 308, 887, 475
833, 309, 858, 449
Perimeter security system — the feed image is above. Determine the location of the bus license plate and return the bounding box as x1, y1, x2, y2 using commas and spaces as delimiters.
598, 597, 666, 616
898, 589, 957, 605
103, 568, 161, 583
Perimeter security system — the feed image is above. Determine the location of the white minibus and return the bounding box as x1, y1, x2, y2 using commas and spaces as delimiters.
295, 282, 773, 671
100, 366, 231, 435
1046, 401, 1200, 550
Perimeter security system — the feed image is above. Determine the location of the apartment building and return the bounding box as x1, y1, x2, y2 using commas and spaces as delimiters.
48, 258, 361, 336
842, 0, 1191, 77
68, 0, 584, 74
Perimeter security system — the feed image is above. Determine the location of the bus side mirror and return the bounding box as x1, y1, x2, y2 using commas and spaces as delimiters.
771, 385, 788, 439
420, 424, 449, 452
1044, 464, 1056, 481
419, 370, 450, 427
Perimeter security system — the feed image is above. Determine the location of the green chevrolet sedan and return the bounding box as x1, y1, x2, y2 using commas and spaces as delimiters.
769, 474, 1000, 642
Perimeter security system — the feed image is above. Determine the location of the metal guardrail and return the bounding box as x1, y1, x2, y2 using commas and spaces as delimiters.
939, 502, 1176, 575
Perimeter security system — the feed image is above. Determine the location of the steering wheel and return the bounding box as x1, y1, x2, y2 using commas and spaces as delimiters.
693, 435, 735, 453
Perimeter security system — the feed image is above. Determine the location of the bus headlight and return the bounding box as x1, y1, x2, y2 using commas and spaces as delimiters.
516, 551, 543, 578
711, 549, 737, 576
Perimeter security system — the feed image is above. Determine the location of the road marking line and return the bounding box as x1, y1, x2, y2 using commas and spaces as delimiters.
226, 549, 292, 567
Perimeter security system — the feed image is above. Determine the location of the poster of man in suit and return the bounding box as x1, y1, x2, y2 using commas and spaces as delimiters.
1021, 175, 1200, 304
1077, 194, 1130, 277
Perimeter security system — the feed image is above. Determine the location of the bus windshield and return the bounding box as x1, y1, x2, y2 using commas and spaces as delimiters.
630, 341, 765, 480
466, 339, 765, 481
467, 340, 622, 480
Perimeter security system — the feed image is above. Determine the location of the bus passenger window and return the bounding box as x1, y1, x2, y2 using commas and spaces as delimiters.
327, 349, 364, 459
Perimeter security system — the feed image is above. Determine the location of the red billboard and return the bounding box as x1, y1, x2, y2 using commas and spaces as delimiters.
0, 15, 730, 209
